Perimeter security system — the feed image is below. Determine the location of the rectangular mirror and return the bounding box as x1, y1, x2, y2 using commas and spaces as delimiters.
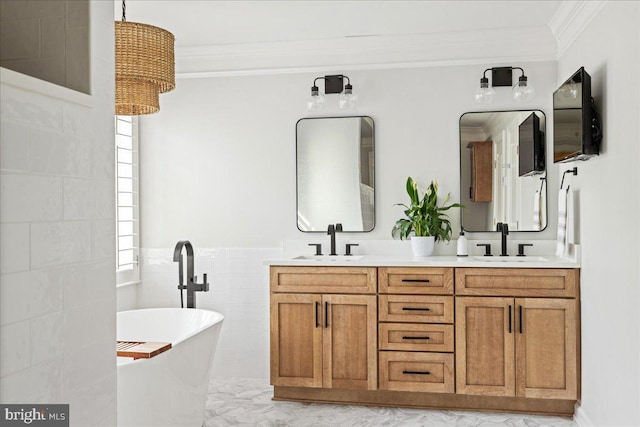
460, 110, 547, 232
296, 116, 375, 232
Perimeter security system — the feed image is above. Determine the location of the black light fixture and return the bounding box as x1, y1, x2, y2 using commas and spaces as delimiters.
307, 74, 357, 111
474, 66, 535, 104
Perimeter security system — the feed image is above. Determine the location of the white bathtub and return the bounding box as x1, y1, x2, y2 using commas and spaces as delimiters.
117, 308, 224, 427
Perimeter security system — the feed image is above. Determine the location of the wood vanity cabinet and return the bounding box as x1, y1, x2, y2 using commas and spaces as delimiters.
467, 140, 493, 202
455, 268, 579, 400
271, 264, 580, 416
270, 267, 377, 390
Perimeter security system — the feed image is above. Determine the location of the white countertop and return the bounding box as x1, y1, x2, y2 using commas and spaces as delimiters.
265, 254, 579, 268
265, 240, 580, 268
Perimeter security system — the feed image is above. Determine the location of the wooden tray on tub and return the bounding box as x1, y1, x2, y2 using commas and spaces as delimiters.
117, 341, 172, 360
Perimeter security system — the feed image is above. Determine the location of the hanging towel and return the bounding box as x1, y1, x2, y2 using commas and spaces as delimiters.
556, 188, 568, 257
532, 190, 542, 231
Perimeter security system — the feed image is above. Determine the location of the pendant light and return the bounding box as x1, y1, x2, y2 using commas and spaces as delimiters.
115, 0, 175, 115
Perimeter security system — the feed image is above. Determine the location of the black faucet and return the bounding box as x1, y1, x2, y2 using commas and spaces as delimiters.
327, 223, 343, 256
496, 222, 509, 256
173, 240, 209, 308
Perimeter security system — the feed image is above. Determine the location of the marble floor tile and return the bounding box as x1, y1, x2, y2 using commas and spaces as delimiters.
204, 377, 577, 427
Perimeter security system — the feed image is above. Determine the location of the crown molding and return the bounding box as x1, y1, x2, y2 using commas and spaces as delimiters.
549, 0, 606, 58
175, 27, 556, 78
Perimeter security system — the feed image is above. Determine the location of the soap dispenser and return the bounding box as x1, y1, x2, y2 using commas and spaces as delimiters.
457, 230, 468, 257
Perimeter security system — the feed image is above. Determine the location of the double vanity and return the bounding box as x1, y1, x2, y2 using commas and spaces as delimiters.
267, 255, 580, 416
286, 103, 578, 415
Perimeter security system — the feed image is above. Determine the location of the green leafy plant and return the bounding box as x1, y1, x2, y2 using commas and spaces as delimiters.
392, 177, 463, 242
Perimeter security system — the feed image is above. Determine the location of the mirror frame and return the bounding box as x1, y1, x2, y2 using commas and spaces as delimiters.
459, 110, 548, 233
296, 116, 375, 233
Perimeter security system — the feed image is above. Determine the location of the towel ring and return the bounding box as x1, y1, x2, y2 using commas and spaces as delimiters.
560, 167, 578, 190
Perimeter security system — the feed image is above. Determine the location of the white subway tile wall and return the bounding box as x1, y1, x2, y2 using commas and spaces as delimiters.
0, 1, 116, 425
133, 247, 281, 379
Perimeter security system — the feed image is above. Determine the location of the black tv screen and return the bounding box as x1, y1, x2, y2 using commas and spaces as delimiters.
553, 67, 601, 162
518, 113, 544, 177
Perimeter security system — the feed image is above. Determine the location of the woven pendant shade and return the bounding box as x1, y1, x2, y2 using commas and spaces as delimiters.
115, 20, 175, 115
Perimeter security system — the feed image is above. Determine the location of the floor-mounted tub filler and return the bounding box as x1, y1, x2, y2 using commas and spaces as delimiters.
117, 308, 224, 427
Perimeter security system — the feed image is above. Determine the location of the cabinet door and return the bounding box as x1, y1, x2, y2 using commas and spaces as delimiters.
323, 294, 377, 390
515, 298, 577, 399
456, 297, 515, 396
270, 293, 322, 387
467, 140, 493, 202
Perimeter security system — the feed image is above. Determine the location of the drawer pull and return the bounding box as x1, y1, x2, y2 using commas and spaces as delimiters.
402, 336, 430, 340
401, 279, 431, 283
402, 307, 431, 311
315, 302, 319, 328
402, 370, 431, 375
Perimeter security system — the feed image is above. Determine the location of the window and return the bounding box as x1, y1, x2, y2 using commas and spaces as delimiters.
115, 115, 140, 285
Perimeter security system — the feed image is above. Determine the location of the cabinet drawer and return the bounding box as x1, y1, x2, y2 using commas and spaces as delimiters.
379, 267, 453, 295
270, 266, 377, 294
379, 295, 453, 323
379, 323, 453, 352
379, 351, 454, 393
455, 268, 578, 297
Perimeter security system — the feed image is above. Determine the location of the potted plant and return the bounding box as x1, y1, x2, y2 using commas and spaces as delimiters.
392, 177, 462, 257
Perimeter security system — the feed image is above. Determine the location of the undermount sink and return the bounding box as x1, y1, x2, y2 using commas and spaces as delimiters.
293, 255, 364, 261
473, 256, 550, 262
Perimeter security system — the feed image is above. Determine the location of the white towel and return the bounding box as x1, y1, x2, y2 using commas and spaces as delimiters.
532, 190, 541, 231
556, 188, 568, 257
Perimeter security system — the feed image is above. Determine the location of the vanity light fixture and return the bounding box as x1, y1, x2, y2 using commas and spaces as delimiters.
115, 0, 175, 115
474, 67, 535, 104
307, 75, 357, 111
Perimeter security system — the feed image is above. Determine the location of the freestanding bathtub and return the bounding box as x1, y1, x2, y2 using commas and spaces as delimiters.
117, 308, 224, 427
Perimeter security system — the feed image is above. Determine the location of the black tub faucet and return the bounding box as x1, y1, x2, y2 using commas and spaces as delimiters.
496, 222, 509, 256
327, 223, 343, 256
173, 240, 210, 308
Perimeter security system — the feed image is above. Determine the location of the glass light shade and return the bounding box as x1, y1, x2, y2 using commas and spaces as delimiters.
474, 86, 495, 104
513, 82, 535, 103
558, 82, 578, 100
306, 92, 326, 111
338, 90, 357, 110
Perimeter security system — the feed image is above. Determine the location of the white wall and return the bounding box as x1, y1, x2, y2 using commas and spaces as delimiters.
556, 3, 640, 427
140, 62, 558, 248
131, 61, 558, 378
0, 1, 116, 425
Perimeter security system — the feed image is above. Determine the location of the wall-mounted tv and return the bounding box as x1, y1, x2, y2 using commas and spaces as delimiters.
553, 67, 602, 163
518, 112, 545, 177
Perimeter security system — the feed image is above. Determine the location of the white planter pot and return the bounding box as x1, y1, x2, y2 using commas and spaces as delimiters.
411, 236, 435, 257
